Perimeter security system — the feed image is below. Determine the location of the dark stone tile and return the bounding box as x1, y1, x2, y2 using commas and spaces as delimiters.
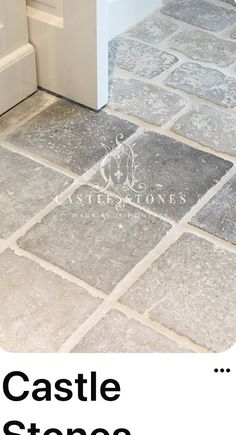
6, 100, 138, 175
0, 146, 71, 238
191, 176, 236, 245
109, 38, 178, 79
165, 62, 236, 108
91, 131, 232, 221
19, 185, 171, 293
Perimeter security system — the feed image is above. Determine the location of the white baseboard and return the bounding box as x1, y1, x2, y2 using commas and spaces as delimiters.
0, 43, 37, 115
108, 0, 162, 40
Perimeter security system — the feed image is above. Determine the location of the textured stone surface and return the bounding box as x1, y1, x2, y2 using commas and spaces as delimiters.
172, 104, 236, 156
0, 146, 71, 239
19, 185, 171, 293
110, 78, 186, 125
125, 13, 179, 45
191, 176, 236, 245
0, 91, 57, 137
220, 0, 236, 6
169, 30, 236, 67
166, 62, 236, 108
6, 100, 138, 175
231, 30, 236, 39
162, 0, 236, 31
0, 250, 100, 352
121, 234, 236, 351
72, 310, 188, 352
91, 131, 232, 221
110, 38, 178, 79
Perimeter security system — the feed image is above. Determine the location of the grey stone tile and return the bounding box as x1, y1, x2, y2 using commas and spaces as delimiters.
0, 91, 57, 137
191, 176, 236, 245
0, 249, 100, 352
91, 131, 232, 221
220, 0, 236, 6
6, 100, 138, 175
165, 62, 236, 108
172, 103, 236, 156
72, 310, 188, 352
125, 13, 179, 45
231, 29, 236, 39
169, 30, 236, 67
121, 234, 236, 352
0, 146, 71, 239
162, 0, 236, 31
109, 38, 178, 79
109, 78, 186, 125
19, 185, 171, 293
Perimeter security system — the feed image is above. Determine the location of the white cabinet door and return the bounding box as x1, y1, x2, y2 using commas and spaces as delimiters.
0, 0, 37, 115
27, 0, 108, 110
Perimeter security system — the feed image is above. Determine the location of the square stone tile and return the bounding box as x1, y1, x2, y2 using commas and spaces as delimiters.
121, 234, 236, 351
72, 310, 188, 352
0, 91, 57, 137
172, 104, 236, 156
0, 249, 101, 352
109, 78, 186, 126
110, 38, 178, 79
169, 30, 236, 67
6, 100, 138, 175
165, 62, 236, 108
91, 131, 232, 221
125, 13, 179, 45
0, 146, 71, 239
191, 176, 236, 245
19, 185, 171, 293
162, 0, 236, 31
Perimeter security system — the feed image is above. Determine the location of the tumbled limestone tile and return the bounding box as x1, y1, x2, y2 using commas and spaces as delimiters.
0, 91, 57, 136
162, 0, 236, 31
220, 0, 236, 6
72, 310, 188, 352
19, 185, 171, 293
0, 147, 71, 239
109, 38, 178, 79
0, 250, 100, 352
121, 234, 236, 352
109, 78, 186, 126
231, 29, 236, 39
172, 104, 236, 156
169, 30, 236, 67
165, 62, 236, 108
191, 176, 236, 245
91, 131, 232, 221
6, 99, 137, 175
125, 13, 179, 45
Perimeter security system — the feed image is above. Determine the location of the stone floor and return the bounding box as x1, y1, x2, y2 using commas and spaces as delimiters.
0, 0, 236, 353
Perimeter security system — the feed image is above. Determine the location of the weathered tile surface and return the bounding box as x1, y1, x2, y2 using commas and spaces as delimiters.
91, 132, 232, 221
0, 146, 71, 238
110, 78, 186, 125
191, 176, 236, 245
125, 13, 179, 45
0, 91, 57, 137
110, 38, 178, 79
162, 0, 236, 31
0, 250, 100, 352
6, 100, 137, 175
169, 30, 236, 67
172, 104, 236, 156
72, 310, 188, 352
19, 185, 171, 293
231, 30, 236, 39
220, 0, 236, 6
121, 234, 236, 351
166, 62, 236, 108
